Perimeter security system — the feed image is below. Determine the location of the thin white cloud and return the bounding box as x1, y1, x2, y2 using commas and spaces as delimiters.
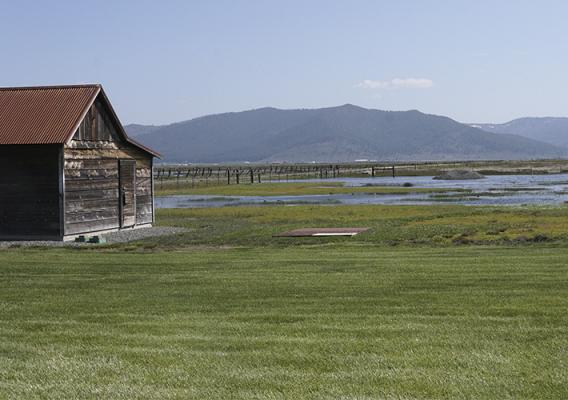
355, 78, 434, 90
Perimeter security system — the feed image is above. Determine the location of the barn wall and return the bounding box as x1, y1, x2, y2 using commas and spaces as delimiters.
0, 145, 62, 239
63, 98, 153, 236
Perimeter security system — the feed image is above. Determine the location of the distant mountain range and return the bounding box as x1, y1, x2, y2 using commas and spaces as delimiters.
472, 117, 568, 148
126, 105, 567, 163
126, 124, 161, 137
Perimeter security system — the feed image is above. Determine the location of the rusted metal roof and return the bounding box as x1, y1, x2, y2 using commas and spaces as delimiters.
0, 84, 160, 157
0, 84, 100, 145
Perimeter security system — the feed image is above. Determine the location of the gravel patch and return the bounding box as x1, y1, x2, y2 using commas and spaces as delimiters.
0, 227, 188, 248
101, 227, 187, 243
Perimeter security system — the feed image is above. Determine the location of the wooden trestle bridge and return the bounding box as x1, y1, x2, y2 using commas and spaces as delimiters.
153, 160, 513, 187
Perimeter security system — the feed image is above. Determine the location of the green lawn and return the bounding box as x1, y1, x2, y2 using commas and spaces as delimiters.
0, 246, 567, 399
2, 204, 568, 398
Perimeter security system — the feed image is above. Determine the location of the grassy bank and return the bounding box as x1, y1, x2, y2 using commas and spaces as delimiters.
150, 204, 568, 248
0, 246, 567, 398
155, 181, 464, 197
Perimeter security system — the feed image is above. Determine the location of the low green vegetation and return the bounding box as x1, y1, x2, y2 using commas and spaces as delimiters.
2, 203, 568, 398
155, 181, 464, 197
151, 204, 568, 247
0, 246, 567, 398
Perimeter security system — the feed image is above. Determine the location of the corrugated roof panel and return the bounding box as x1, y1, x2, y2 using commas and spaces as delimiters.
0, 85, 100, 145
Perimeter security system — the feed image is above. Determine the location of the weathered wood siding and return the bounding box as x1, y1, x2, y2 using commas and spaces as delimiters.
63, 97, 154, 236
0, 145, 62, 239
119, 160, 137, 228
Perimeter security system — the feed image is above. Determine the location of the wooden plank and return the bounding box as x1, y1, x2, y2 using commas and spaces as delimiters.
65, 169, 119, 179
66, 188, 119, 201
0, 172, 58, 183
0, 183, 61, 193
136, 215, 153, 225
65, 159, 118, 169
65, 209, 120, 224
65, 176, 118, 189
65, 198, 119, 212
136, 168, 152, 178
65, 219, 120, 235
136, 203, 153, 214
136, 176, 152, 185
119, 159, 136, 228
274, 228, 370, 237
1, 210, 60, 219
136, 187, 152, 196
0, 145, 62, 238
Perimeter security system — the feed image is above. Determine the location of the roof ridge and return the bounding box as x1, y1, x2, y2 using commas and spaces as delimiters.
0, 84, 101, 91
0, 84, 160, 157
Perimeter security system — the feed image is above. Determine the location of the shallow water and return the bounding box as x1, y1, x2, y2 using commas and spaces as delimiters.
155, 174, 568, 208
295, 173, 568, 191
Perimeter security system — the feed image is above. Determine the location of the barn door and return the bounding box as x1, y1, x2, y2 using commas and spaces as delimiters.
119, 160, 136, 228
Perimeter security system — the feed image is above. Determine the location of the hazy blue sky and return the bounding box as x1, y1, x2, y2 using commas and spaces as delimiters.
1, 0, 567, 124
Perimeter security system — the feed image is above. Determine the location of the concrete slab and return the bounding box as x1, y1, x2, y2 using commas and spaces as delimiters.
274, 228, 369, 237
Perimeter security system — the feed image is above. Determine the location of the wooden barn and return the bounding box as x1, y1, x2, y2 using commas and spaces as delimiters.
0, 84, 160, 241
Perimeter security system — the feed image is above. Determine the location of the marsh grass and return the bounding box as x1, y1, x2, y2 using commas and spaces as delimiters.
156, 181, 466, 197
149, 204, 568, 248
425, 191, 516, 202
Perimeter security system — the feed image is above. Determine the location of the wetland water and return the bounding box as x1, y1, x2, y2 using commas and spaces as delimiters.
155, 173, 568, 208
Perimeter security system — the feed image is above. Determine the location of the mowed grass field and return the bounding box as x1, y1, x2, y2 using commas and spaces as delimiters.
1, 204, 568, 398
